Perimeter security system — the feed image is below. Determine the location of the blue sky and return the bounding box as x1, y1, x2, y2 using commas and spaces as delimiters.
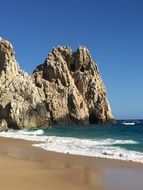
0, 0, 143, 119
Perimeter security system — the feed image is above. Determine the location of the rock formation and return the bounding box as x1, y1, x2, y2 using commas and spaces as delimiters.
0, 38, 115, 130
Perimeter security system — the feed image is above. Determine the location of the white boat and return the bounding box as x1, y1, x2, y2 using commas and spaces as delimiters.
122, 121, 135, 126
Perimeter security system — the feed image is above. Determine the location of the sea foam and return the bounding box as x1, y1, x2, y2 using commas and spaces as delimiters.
0, 129, 143, 163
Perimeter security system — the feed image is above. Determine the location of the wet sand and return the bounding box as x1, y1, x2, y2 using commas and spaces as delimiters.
0, 137, 143, 190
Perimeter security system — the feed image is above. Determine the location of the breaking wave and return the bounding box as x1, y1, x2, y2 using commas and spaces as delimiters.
0, 128, 143, 163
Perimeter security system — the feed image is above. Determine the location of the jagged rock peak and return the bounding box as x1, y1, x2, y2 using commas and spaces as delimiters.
0, 39, 115, 131
33, 45, 114, 124
0, 38, 19, 89
0, 38, 15, 61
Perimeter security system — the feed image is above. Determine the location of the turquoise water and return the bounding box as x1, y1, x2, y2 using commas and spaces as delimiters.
0, 120, 143, 163
41, 121, 143, 152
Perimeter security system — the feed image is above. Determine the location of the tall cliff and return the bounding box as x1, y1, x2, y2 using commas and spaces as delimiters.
0, 38, 115, 131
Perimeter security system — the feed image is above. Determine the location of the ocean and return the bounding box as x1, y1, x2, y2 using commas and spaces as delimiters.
0, 120, 143, 163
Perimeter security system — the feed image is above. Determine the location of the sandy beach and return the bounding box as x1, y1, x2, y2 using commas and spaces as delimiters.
0, 137, 143, 190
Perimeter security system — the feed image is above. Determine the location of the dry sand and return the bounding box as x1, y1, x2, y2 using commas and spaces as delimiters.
0, 137, 143, 190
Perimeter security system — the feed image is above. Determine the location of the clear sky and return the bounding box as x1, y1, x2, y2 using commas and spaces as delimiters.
0, 0, 143, 119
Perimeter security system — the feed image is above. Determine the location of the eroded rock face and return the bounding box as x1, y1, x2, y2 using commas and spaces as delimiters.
0, 38, 115, 130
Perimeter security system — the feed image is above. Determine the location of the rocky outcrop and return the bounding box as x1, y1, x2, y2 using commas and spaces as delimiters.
0, 38, 115, 130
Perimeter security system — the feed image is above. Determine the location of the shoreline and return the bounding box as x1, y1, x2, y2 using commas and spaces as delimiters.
0, 137, 143, 190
